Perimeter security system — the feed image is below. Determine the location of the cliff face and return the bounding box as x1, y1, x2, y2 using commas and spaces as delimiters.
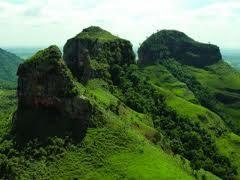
138, 30, 222, 67
13, 46, 91, 141
63, 26, 135, 83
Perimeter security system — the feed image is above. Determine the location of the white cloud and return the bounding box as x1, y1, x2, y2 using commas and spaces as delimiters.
0, 0, 239, 49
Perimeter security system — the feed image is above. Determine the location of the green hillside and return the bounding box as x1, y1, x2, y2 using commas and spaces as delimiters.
0, 27, 239, 179
187, 61, 240, 135
0, 48, 23, 83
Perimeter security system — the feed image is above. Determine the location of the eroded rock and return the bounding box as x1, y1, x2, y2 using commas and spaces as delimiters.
13, 45, 91, 141
63, 26, 135, 83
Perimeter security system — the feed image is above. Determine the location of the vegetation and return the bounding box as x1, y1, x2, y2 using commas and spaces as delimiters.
0, 27, 239, 179
0, 48, 23, 82
138, 30, 221, 67
75, 26, 120, 42
109, 64, 237, 179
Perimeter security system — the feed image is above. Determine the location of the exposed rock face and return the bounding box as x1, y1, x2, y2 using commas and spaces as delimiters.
13, 45, 91, 141
138, 30, 222, 67
63, 26, 135, 83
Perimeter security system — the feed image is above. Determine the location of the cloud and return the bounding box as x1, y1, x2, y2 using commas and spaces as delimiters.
0, 0, 239, 49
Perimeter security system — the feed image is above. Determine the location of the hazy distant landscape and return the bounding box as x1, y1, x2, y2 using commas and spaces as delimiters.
222, 49, 240, 70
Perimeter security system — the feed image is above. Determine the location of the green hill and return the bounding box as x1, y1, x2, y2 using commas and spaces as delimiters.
138, 30, 221, 67
0, 27, 239, 179
0, 48, 23, 83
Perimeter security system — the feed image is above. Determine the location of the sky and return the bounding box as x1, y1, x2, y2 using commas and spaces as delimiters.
0, 0, 240, 49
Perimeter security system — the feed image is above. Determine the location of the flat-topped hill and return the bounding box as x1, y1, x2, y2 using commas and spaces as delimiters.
138, 30, 222, 67
63, 26, 135, 83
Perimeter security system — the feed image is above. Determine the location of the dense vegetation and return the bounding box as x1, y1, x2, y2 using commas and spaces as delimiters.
138, 30, 221, 67
0, 48, 23, 83
161, 59, 222, 115
0, 27, 239, 179
109, 64, 237, 179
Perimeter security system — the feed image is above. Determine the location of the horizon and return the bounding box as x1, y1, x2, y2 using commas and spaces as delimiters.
0, 0, 240, 49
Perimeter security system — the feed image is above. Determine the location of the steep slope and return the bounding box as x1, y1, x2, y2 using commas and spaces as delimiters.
187, 61, 240, 135
0, 48, 23, 82
0, 28, 209, 179
13, 45, 91, 142
0, 27, 237, 179
63, 26, 135, 83
139, 29, 240, 179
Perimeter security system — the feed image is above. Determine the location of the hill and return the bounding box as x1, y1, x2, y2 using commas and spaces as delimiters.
0, 27, 239, 179
138, 30, 221, 67
0, 48, 23, 83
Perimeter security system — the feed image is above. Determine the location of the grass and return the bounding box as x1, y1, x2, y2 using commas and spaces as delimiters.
216, 133, 240, 178
141, 65, 226, 135
76, 26, 120, 42
188, 61, 240, 91
188, 61, 240, 134
2, 77, 221, 179
142, 64, 196, 102
0, 89, 16, 137
0, 61, 239, 179
16, 127, 194, 179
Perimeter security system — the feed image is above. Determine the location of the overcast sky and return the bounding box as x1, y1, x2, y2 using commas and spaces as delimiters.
0, 0, 240, 49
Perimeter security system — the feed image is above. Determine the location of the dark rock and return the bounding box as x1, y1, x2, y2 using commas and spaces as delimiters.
138, 30, 222, 67
63, 26, 135, 83
13, 45, 91, 142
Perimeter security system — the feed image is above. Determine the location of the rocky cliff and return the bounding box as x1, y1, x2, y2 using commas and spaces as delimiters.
63, 26, 135, 83
138, 30, 222, 67
13, 45, 91, 141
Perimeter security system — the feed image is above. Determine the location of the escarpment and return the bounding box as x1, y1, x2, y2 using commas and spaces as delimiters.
63, 26, 135, 83
138, 30, 222, 67
13, 45, 91, 141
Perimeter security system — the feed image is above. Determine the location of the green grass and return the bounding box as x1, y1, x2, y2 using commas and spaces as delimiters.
1, 61, 239, 179
188, 61, 240, 134
14, 125, 214, 180
142, 65, 196, 102
0, 89, 16, 137
140, 65, 226, 135
76, 26, 119, 42
8, 77, 221, 179
216, 133, 240, 178
188, 61, 240, 91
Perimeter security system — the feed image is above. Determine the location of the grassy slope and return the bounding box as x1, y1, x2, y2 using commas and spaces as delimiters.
143, 65, 196, 102
141, 65, 226, 135
0, 89, 16, 137
187, 61, 240, 134
0, 48, 23, 82
216, 133, 240, 177
0, 79, 220, 179
141, 64, 240, 179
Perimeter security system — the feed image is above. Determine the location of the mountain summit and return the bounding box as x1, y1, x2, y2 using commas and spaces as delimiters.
138, 30, 222, 67
63, 26, 135, 83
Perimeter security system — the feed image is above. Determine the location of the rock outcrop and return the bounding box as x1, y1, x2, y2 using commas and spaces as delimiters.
138, 30, 222, 67
13, 45, 91, 141
63, 26, 135, 83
